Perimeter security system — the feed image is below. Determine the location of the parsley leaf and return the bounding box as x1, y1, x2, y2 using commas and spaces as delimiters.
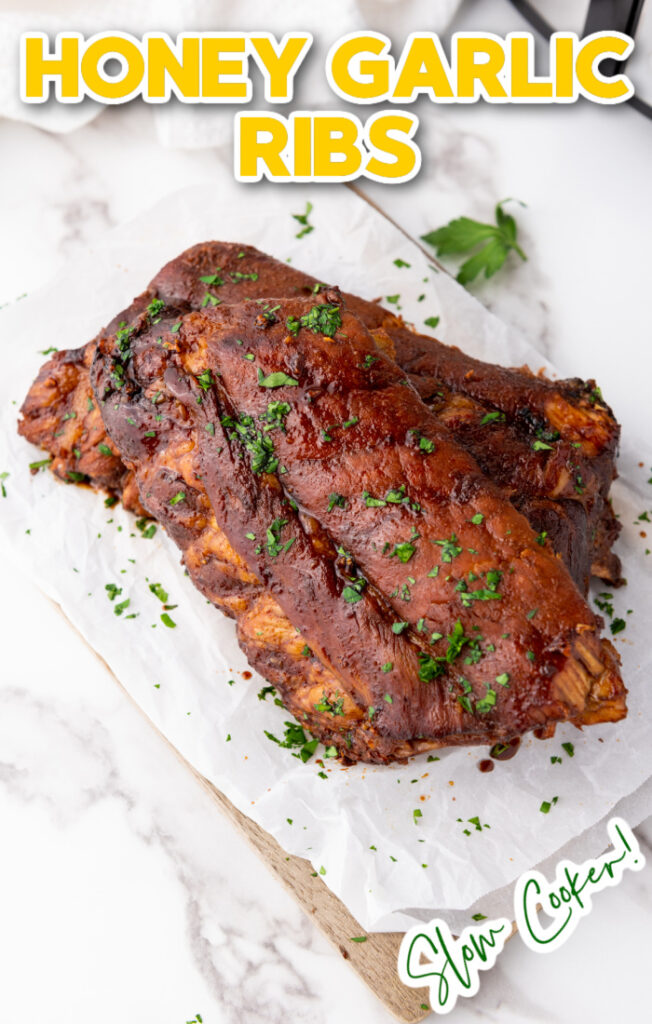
286, 303, 341, 339
292, 201, 314, 239
257, 369, 299, 389
390, 541, 416, 563
421, 199, 527, 286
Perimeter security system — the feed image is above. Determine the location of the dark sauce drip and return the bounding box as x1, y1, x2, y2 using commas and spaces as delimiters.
490, 736, 521, 761
478, 759, 494, 773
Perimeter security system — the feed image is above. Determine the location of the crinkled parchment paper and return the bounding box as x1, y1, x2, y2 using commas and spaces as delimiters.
1, 179, 650, 932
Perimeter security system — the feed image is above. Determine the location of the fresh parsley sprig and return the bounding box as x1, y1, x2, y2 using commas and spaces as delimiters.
421, 199, 527, 286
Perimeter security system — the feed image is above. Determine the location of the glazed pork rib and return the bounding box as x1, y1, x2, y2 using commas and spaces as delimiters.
82, 289, 625, 763
19, 242, 621, 595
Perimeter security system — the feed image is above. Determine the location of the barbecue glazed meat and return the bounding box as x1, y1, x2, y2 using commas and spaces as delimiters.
83, 290, 625, 763
18, 243, 621, 595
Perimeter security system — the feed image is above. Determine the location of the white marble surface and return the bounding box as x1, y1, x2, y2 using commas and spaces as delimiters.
1, 3, 652, 1022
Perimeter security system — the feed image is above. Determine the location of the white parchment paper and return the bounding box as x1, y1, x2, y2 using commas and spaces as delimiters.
0, 179, 650, 931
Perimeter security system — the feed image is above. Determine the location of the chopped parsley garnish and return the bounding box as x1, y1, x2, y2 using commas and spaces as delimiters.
417, 620, 472, 682
390, 541, 416, 564
257, 369, 299, 389
424, 316, 440, 329
221, 413, 279, 475
392, 621, 408, 635
475, 686, 497, 714
562, 741, 575, 757
417, 651, 445, 682
535, 530, 548, 546
230, 270, 259, 283
386, 485, 407, 504
169, 491, 186, 506
540, 796, 558, 814
480, 410, 505, 426
393, 258, 411, 268
114, 321, 133, 358
532, 439, 553, 452
360, 354, 378, 368
342, 585, 364, 604
327, 493, 347, 512
148, 582, 168, 603
595, 592, 614, 617
610, 617, 626, 635
455, 568, 503, 607
260, 400, 291, 432
201, 292, 220, 307
266, 518, 294, 558
135, 517, 156, 539
286, 303, 342, 339
470, 513, 484, 525
160, 612, 176, 628
382, 662, 394, 673
97, 443, 113, 457
257, 685, 276, 701
146, 298, 165, 321
196, 369, 214, 391
200, 271, 224, 286
292, 201, 314, 239
265, 720, 319, 762
434, 533, 463, 562
314, 691, 344, 716
363, 490, 386, 508
105, 583, 122, 601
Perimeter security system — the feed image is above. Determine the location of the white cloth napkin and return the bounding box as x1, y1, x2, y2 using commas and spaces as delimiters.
0, 0, 463, 143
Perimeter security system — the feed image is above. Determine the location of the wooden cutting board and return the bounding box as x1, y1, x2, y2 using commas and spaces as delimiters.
195, 770, 433, 1022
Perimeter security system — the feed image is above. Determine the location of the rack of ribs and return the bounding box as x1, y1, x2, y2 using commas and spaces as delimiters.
17, 254, 626, 763
18, 242, 622, 598
74, 288, 623, 763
